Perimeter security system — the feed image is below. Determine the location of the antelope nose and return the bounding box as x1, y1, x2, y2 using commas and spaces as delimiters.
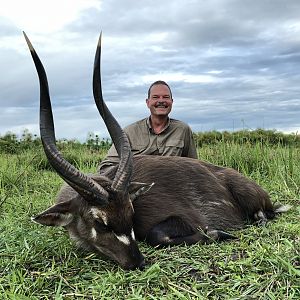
137, 257, 146, 270
125, 253, 146, 270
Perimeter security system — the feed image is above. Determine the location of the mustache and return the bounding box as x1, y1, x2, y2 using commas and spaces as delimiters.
155, 101, 169, 107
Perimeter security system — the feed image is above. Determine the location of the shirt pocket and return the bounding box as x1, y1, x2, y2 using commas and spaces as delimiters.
165, 139, 184, 155
131, 143, 147, 154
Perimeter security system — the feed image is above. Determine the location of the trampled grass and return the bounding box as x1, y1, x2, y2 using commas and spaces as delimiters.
0, 141, 299, 299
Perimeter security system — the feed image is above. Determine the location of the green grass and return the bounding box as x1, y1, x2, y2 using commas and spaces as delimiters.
0, 141, 299, 299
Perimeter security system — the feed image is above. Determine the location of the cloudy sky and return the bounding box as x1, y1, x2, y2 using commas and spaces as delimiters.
1, 0, 300, 141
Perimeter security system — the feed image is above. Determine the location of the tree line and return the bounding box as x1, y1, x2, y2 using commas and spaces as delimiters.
0, 128, 299, 154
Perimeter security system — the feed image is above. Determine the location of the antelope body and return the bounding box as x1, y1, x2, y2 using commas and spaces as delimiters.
24, 32, 285, 270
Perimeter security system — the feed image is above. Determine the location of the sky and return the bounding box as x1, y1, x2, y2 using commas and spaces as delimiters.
1, 0, 300, 141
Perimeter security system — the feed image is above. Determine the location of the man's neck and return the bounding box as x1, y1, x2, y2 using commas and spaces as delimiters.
149, 115, 169, 134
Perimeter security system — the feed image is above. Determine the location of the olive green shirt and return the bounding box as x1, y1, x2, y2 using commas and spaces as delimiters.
98, 117, 198, 172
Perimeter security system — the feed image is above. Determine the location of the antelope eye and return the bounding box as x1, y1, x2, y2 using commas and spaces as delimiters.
94, 220, 109, 232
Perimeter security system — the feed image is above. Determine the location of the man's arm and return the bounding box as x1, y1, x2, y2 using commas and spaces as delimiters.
97, 144, 120, 174
183, 126, 198, 159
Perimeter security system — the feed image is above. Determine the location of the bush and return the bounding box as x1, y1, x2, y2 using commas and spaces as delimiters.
193, 129, 299, 148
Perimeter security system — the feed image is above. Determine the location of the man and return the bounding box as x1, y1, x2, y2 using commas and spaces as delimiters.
98, 80, 198, 173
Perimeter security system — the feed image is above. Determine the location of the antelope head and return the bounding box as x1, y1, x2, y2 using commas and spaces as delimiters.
24, 32, 152, 270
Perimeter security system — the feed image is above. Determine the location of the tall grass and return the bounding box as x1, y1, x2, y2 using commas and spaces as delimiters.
0, 136, 299, 299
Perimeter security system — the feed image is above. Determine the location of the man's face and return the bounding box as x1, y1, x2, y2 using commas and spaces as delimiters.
146, 84, 173, 117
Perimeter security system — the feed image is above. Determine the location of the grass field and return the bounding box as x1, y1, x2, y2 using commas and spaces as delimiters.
0, 140, 299, 299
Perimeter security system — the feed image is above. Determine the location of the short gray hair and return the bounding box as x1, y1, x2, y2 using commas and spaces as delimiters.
147, 80, 173, 99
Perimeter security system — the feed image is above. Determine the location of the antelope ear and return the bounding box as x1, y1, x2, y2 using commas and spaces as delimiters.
31, 200, 74, 227
129, 182, 155, 201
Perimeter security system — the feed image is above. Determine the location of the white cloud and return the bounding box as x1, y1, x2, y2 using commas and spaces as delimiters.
141, 73, 221, 85
0, 0, 101, 33
1, 0, 300, 140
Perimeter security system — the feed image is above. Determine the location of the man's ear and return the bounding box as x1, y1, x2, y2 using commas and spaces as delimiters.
31, 200, 74, 227
146, 98, 150, 108
128, 182, 155, 201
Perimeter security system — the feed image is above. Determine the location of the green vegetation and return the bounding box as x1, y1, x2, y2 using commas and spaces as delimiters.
193, 128, 300, 147
0, 130, 299, 299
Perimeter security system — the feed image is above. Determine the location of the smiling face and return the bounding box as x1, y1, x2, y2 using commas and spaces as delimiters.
146, 84, 173, 117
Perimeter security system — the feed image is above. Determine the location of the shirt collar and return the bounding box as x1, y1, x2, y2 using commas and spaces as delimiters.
146, 116, 171, 134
